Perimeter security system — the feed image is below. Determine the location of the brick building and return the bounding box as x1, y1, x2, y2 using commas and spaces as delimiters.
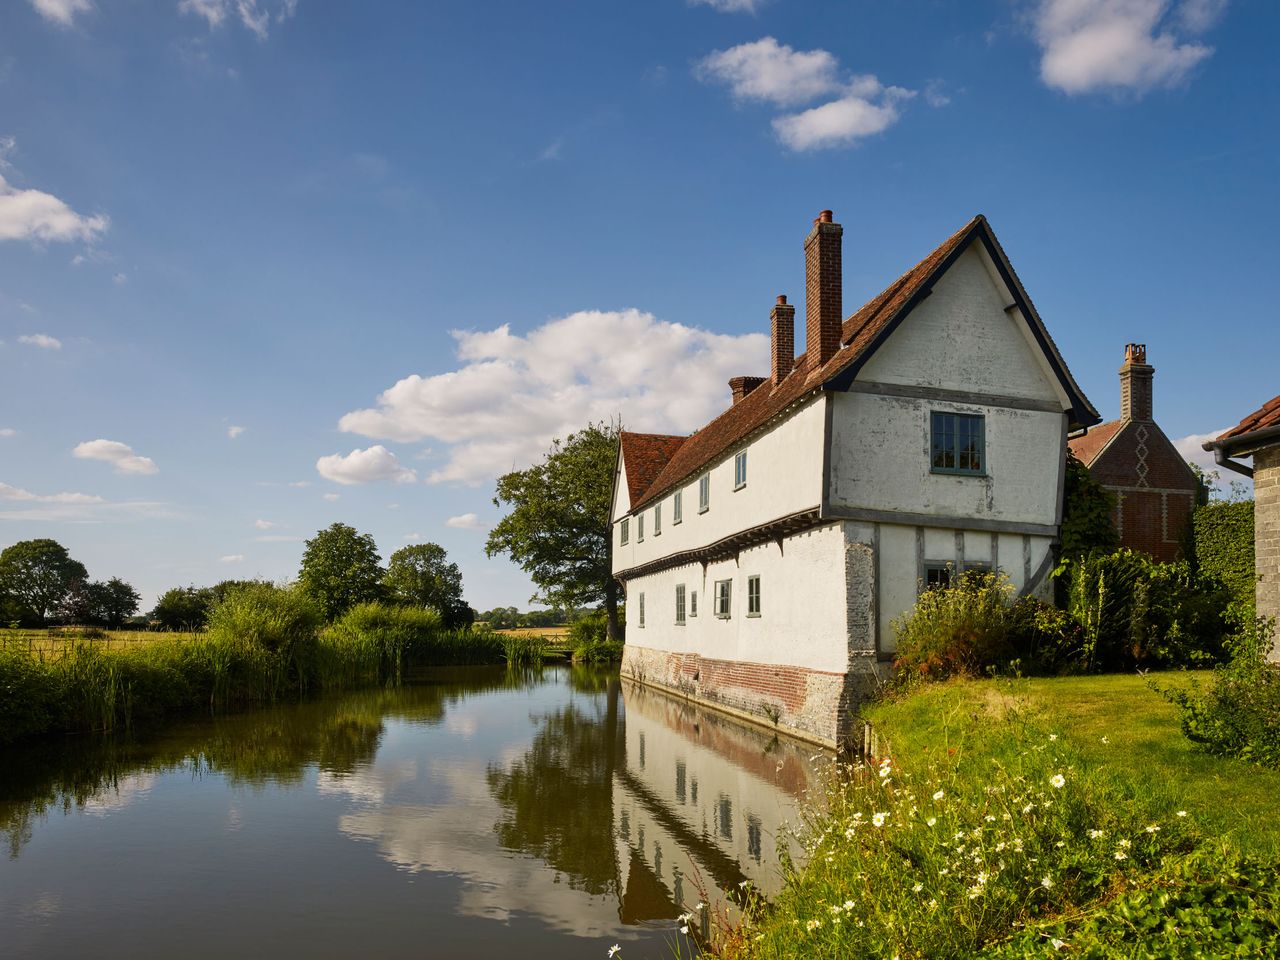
1067, 345, 1199, 561
1203, 396, 1280, 660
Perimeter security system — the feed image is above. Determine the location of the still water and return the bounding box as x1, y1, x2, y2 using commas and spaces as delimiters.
0, 666, 831, 959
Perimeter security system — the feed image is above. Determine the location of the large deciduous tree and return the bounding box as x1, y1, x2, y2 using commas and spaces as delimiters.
298, 522, 384, 621
151, 585, 216, 631
62, 577, 141, 627
383, 543, 469, 627
486, 422, 622, 640
0, 538, 89, 625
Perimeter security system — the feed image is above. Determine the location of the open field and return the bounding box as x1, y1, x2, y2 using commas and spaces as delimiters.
0, 628, 190, 659
493, 624, 572, 640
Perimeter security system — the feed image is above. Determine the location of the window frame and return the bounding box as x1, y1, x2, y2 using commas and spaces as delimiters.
638, 513, 645, 542
620, 518, 629, 546
922, 561, 954, 592
675, 584, 686, 625
689, 589, 698, 618
698, 474, 710, 514
747, 575, 761, 617
714, 578, 732, 619
654, 503, 662, 536
734, 450, 748, 491
638, 591, 645, 628
673, 490, 683, 525
930, 411, 987, 476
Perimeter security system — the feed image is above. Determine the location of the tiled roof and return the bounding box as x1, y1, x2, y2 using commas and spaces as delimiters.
627, 215, 1099, 511
1213, 395, 1280, 447
1068, 419, 1123, 467
619, 432, 687, 505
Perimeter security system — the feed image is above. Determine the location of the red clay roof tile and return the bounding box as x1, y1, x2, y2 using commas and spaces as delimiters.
1068, 419, 1124, 467
1215, 395, 1280, 445
619, 432, 687, 506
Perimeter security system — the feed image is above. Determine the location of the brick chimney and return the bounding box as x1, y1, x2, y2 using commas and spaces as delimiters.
1119, 343, 1154, 422
771, 294, 795, 383
729, 376, 766, 405
804, 210, 843, 367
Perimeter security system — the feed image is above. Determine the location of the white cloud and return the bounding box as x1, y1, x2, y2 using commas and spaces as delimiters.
0, 481, 103, 505
445, 513, 485, 530
0, 172, 108, 245
220, 554, 245, 563
690, 0, 765, 10
18, 333, 62, 350
322, 492, 340, 501
696, 38, 913, 150
1172, 428, 1229, 475
338, 309, 768, 485
227, 424, 246, 439
253, 518, 277, 529
112, 272, 127, 285
924, 79, 952, 108
29, 0, 93, 27
537, 138, 563, 162
773, 80, 915, 151
72, 439, 159, 475
288, 480, 310, 488
0, 428, 15, 437
179, 0, 298, 40
316, 445, 417, 486
1033, 0, 1219, 95
696, 37, 840, 106
404, 533, 421, 541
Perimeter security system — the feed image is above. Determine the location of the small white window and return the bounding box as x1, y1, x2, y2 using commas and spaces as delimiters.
734, 450, 748, 490
747, 575, 761, 617
714, 579, 732, 619
654, 503, 662, 536
698, 475, 710, 513
638, 592, 645, 628
689, 589, 698, 617
675, 584, 686, 625
620, 518, 629, 545
638, 513, 645, 542
673, 490, 683, 524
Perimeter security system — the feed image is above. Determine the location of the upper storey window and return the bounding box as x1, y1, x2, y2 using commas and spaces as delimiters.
638, 513, 645, 542
654, 503, 662, 536
734, 450, 748, 490
620, 518, 629, 545
673, 490, 683, 524
698, 474, 710, 513
931, 412, 985, 476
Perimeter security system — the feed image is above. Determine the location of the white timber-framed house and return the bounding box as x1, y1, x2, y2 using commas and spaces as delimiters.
610, 211, 1100, 747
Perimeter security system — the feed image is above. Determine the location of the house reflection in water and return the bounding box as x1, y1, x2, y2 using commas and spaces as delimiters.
610, 680, 827, 923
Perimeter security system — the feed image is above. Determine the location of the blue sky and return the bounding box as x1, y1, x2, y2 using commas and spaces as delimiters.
1, 0, 1276, 611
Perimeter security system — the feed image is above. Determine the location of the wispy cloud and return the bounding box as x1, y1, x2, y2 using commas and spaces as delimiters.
696, 37, 913, 151
29, 0, 93, 27
0, 481, 169, 523
689, 0, 766, 13
445, 512, 485, 530
227, 424, 246, 439
316, 445, 417, 486
322, 492, 339, 501
1032, 0, 1223, 95
18, 333, 61, 350
220, 554, 245, 563
338, 309, 767, 485
253, 518, 277, 529
72, 439, 159, 475
1, 481, 103, 505
537, 138, 564, 162
0, 428, 16, 438
178, 0, 299, 40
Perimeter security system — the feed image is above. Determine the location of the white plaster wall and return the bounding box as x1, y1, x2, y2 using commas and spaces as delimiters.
857, 245, 1063, 404
875, 522, 1055, 654
828, 390, 1064, 526
612, 398, 825, 577
625, 522, 849, 673
611, 456, 631, 523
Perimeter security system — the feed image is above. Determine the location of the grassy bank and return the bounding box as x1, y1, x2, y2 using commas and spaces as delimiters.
0, 592, 548, 744
714, 673, 1280, 959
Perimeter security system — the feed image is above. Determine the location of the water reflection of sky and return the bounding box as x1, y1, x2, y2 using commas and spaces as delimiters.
0, 668, 830, 959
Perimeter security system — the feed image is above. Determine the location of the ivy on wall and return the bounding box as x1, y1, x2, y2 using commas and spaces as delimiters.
1060, 450, 1119, 562
1192, 500, 1255, 606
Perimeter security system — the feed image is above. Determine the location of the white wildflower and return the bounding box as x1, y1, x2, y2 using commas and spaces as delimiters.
912, 883, 923, 893
1049, 734, 1058, 741
1176, 810, 1188, 818
1114, 851, 1128, 861
1041, 876, 1053, 889
1050, 774, 1066, 789
926, 817, 937, 827
1089, 829, 1104, 839
933, 790, 945, 800
608, 946, 621, 958
872, 812, 888, 828
1145, 825, 1160, 833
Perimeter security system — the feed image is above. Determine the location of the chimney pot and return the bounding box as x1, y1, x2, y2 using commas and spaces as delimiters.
817, 209, 833, 224
777, 294, 787, 305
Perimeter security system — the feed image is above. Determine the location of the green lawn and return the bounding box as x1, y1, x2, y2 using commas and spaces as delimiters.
866, 671, 1280, 857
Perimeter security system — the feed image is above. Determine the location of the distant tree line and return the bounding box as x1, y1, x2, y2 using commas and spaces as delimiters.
0, 539, 141, 628
475, 606, 592, 630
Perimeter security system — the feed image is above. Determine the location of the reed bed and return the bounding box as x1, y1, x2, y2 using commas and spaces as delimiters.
0, 590, 544, 744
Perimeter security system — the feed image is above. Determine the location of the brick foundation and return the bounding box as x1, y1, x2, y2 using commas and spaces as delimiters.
620, 643, 882, 747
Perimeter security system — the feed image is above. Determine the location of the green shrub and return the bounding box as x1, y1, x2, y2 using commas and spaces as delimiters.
1192, 500, 1255, 607
568, 609, 623, 663
323, 602, 443, 685
892, 573, 1018, 680
1161, 615, 1280, 768
1064, 550, 1229, 671
204, 583, 322, 698
0, 647, 64, 741
500, 633, 548, 667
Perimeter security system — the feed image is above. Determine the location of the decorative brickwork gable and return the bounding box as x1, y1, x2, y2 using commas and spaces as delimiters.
1068, 346, 1199, 561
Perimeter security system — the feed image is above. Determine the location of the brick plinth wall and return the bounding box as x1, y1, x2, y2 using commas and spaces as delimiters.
621, 644, 881, 747
1256, 445, 1280, 660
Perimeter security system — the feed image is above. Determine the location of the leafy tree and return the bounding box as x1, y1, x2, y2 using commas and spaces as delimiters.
383, 543, 469, 626
151, 586, 216, 630
298, 522, 383, 621
0, 539, 89, 625
480, 606, 520, 629
486, 422, 623, 640
59, 577, 141, 627
1059, 450, 1119, 564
